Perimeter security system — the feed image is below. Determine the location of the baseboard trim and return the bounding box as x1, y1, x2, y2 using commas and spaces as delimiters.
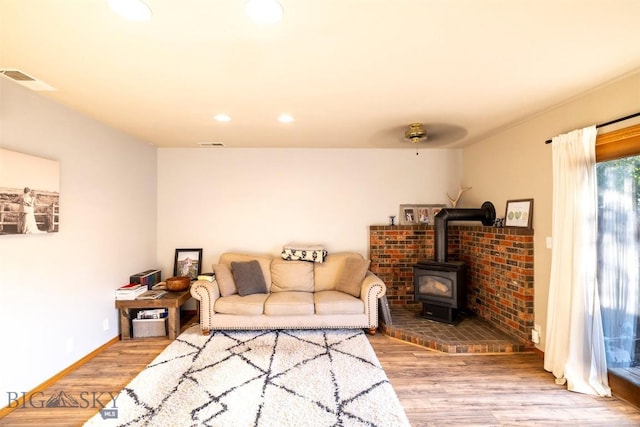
609, 369, 640, 410
530, 347, 544, 358
0, 336, 119, 418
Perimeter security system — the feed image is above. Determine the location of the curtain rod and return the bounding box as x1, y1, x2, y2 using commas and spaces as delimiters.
544, 111, 640, 144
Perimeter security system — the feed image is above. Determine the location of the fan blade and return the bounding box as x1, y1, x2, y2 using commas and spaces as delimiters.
369, 122, 467, 148
421, 123, 468, 146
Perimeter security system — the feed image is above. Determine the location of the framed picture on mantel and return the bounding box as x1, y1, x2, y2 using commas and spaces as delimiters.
504, 199, 533, 228
399, 204, 417, 225
416, 204, 446, 224
400, 204, 446, 225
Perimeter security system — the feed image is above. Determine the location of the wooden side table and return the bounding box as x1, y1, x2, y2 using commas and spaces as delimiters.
115, 289, 192, 340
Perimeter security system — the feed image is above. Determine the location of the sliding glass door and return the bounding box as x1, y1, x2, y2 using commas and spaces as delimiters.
597, 155, 640, 398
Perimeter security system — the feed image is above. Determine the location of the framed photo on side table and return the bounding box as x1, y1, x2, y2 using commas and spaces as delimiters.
504, 199, 533, 228
173, 248, 203, 280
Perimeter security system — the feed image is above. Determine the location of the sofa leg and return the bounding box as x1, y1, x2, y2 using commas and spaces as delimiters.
368, 327, 377, 335
202, 328, 210, 336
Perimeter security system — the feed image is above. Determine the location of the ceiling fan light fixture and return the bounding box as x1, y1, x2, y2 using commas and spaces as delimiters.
405, 122, 427, 143
108, 0, 152, 22
245, 0, 284, 24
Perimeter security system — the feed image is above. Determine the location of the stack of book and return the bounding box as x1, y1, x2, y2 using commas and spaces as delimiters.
197, 273, 215, 282
115, 283, 148, 300
136, 290, 167, 300
130, 269, 162, 290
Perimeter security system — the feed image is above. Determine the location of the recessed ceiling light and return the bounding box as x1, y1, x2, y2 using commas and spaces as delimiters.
108, 0, 152, 22
278, 114, 294, 123
245, 0, 283, 24
214, 114, 232, 122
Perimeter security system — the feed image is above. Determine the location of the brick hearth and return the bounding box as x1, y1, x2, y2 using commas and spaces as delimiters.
370, 224, 534, 348
382, 306, 525, 353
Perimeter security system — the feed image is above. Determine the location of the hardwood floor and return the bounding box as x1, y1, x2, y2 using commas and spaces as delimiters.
0, 337, 169, 427
369, 334, 640, 426
2, 331, 640, 426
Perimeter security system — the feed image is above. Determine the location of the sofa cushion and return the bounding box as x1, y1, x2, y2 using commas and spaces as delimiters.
213, 263, 237, 297
314, 290, 364, 315
270, 258, 314, 293
231, 260, 268, 296
219, 253, 272, 291
264, 292, 314, 316
314, 252, 366, 292
335, 257, 370, 297
215, 294, 269, 315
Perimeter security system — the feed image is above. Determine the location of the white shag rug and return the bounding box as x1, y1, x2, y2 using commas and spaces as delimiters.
85, 326, 410, 427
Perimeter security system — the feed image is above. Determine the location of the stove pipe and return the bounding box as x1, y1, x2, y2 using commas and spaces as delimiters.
434, 201, 496, 262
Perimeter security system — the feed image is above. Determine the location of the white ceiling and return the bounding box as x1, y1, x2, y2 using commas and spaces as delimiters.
2, 0, 640, 149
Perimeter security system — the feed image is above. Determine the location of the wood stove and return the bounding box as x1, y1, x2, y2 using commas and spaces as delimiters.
414, 260, 467, 323
414, 201, 495, 324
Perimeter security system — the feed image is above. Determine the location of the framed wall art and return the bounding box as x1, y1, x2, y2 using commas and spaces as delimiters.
173, 248, 203, 280
504, 199, 533, 228
0, 148, 60, 235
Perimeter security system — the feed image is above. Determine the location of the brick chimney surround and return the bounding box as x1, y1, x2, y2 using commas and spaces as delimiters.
369, 224, 534, 345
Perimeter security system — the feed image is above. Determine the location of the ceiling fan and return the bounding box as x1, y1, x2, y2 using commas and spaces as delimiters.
369, 121, 468, 150
403, 122, 467, 154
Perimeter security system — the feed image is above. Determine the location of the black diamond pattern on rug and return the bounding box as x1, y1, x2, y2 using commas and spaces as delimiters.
84, 327, 410, 427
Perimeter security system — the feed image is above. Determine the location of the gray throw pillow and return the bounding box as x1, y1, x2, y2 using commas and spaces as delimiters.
231, 260, 268, 296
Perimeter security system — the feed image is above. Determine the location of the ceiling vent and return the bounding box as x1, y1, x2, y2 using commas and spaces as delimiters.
197, 142, 225, 147
0, 69, 56, 91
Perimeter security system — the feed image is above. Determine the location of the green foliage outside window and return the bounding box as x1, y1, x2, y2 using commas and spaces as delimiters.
597, 156, 640, 211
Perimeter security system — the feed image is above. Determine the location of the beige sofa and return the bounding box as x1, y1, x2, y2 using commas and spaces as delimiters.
190, 251, 386, 335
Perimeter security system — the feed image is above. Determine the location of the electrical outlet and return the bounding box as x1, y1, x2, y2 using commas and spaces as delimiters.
532, 329, 540, 344
102, 318, 109, 331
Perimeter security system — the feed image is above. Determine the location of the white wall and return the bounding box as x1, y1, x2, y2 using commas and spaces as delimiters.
462, 69, 640, 350
0, 79, 157, 396
157, 148, 463, 274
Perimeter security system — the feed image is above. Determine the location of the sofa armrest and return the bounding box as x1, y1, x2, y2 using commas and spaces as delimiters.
190, 279, 220, 335
360, 271, 386, 330
360, 271, 386, 300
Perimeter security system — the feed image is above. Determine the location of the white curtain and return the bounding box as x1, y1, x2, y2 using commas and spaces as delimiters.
544, 125, 611, 396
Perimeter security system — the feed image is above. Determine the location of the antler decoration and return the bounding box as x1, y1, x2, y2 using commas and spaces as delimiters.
446, 185, 472, 208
